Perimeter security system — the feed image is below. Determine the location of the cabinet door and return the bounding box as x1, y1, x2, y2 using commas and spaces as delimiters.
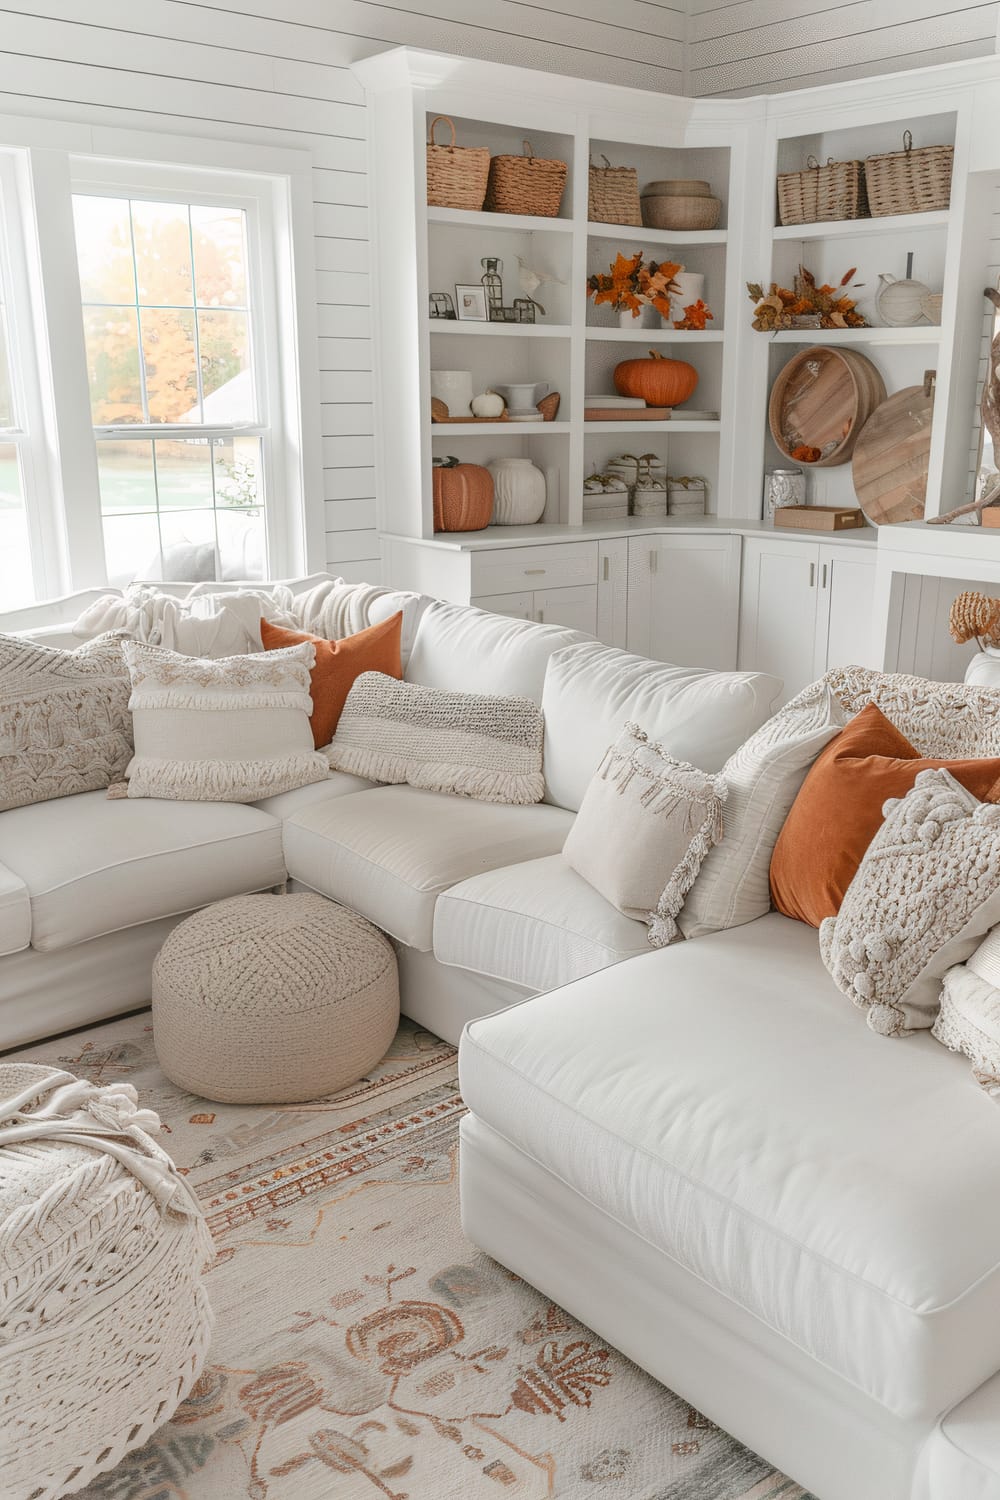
533, 584, 599, 636
815, 544, 877, 675
596, 538, 629, 649
470, 591, 535, 622
627, 533, 741, 670
738, 537, 820, 702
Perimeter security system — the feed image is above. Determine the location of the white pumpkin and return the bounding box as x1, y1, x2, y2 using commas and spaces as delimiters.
471, 390, 505, 419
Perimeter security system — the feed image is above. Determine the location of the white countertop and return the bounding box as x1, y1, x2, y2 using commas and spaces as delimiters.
383, 515, 879, 551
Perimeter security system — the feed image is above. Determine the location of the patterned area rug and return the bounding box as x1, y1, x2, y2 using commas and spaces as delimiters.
13, 1013, 812, 1500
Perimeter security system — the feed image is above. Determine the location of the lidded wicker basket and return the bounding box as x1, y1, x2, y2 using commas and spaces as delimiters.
485, 140, 567, 218
777, 156, 868, 226
865, 131, 953, 217
589, 156, 641, 226
426, 115, 490, 212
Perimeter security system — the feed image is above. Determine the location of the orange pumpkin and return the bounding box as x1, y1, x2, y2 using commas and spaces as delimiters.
613, 349, 698, 407
432, 458, 494, 532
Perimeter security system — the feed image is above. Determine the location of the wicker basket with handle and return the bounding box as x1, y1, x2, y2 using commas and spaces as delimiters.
485, 140, 568, 218
426, 115, 490, 212
588, 156, 641, 226
777, 155, 868, 226
865, 131, 953, 217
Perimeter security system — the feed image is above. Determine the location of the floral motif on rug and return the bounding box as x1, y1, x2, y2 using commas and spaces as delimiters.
14, 1014, 813, 1500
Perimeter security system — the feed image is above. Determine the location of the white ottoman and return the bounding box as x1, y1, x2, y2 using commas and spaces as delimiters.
152, 892, 400, 1104
0, 1063, 213, 1500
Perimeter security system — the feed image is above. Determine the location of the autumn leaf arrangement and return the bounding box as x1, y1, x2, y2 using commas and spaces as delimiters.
588, 251, 714, 327
747, 265, 868, 331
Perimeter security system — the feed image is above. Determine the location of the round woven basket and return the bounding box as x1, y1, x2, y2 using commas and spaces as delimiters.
641, 193, 721, 231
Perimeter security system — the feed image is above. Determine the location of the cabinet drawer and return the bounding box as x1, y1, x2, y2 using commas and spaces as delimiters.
470, 542, 598, 598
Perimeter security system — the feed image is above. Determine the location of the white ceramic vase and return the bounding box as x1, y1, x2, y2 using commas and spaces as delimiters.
669, 271, 705, 322
488, 457, 546, 525
619, 306, 657, 330
430, 369, 473, 417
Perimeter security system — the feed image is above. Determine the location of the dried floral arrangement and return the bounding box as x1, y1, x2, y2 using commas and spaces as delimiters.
747, 266, 868, 331
674, 299, 713, 331
588, 252, 682, 319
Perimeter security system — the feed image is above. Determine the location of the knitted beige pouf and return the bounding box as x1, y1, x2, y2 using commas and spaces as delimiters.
152, 893, 400, 1104
0, 1063, 214, 1500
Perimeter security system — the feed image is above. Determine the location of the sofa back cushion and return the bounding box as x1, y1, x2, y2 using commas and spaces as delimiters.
405, 602, 590, 703
825, 665, 1000, 759
541, 642, 781, 811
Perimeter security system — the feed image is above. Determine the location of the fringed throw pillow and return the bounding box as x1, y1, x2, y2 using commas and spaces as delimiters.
118, 639, 330, 803
820, 769, 1000, 1037
0, 632, 132, 812
563, 722, 727, 946
935, 931, 1000, 1096
325, 671, 544, 805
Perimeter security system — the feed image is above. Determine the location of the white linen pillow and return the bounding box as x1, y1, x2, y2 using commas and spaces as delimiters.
678, 681, 847, 939
819, 768, 1000, 1036
934, 956, 1000, 1097
326, 671, 544, 805
562, 722, 727, 947
119, 639, 329, 803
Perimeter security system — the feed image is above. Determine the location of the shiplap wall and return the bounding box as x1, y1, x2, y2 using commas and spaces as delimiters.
689, 0, 1000, 97
0, 0, 683, 584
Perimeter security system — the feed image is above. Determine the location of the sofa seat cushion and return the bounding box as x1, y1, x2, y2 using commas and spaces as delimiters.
283, 787, 573, 951
0, 858, 30, 955
460, 912, 1000, 1422
252, 770, 375, 820
434, 854, 651, 992
919, 1372, 1000, 1500
0, 791, 285, 951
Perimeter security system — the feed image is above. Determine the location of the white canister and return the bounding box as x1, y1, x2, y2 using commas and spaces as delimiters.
764, 468, 806, 518
619, 306, 658, 330
487, 457, 546, 525
669, 271, 705, 322
430, 369, 473, 418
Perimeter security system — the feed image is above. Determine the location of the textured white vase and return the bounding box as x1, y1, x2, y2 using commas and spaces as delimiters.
488, 457, 546, 525
669, 271, 705, 322
429, 369, 473, 417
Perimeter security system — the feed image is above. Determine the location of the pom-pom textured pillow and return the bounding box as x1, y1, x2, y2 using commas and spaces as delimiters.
819, 769, 1000, 1037
0, 632, 132, 811
119, 639, 329, 803
771, 702, 1000, 927
563, 722, 727, 946
260, 613, 402, 749
326, 671, 544, 805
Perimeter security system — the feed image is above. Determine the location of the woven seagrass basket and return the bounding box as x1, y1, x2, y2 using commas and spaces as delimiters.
426, 115, 490, 212
777, 155, 869, 226
865, 131, 953, 217
589, 156, 641, 226
485, 140, 567, 217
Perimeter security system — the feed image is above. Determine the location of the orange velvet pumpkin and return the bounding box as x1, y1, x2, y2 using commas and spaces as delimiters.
613, 349, 699, 407
432, 459, 494, 532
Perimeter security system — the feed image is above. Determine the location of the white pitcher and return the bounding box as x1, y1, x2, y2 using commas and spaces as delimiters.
875, 273, 933, 328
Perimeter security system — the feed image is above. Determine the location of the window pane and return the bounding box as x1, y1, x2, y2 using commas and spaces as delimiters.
199, 310, 252, 419
0, 312, 13, 428
101, 511, 161, 590
191, 204, 247, 308
0, 445, 32, 607
153, 437, 213, 508
131, 200, 192, 307
82, 307, 143, 424
96, 439, 156, 510
73, 197, 135, 305
217, 504, 265, 581
158, 508, 219, 581
140, 308, 197, 423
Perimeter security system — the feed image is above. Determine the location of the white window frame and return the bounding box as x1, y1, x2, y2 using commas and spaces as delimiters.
0, 119, 323, 601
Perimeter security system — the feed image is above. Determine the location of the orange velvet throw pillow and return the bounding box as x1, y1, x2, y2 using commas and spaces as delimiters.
260, 613, 402, 749
770, 702, 1000, 928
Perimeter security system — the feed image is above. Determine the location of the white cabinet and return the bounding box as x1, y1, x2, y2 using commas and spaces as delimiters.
472, 583, 598, 634
626, 533, 742, 670
739, 536, 877, 701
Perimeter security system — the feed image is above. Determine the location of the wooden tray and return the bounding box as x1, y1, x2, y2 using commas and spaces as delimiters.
584, 406, 672, 421
768, 346, 885, 468
431, 392, 561, 423
851, 375, 935, 525
776, 505, 869, 532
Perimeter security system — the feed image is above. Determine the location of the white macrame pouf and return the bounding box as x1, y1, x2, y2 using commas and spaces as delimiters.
152, 892, 400, 1104
0, 1063, 214, 1500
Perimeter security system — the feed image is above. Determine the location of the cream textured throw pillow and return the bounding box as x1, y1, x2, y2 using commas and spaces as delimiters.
678, 680, 847, 939
326, 671, 544, 805
120, 639, 329, 802
563, 722, 727, 946
934, 927, 1000, 1095
0, 632, 132, 811
819, 768, 1000, 1036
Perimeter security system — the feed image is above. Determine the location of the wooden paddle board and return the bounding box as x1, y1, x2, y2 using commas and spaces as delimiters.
851, 377, 935, 525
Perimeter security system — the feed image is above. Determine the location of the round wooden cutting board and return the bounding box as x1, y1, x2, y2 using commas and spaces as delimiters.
851, 379, 935, 525
768, 346, 885, 468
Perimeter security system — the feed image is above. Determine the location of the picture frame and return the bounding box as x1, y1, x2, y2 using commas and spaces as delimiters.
455, 285, 488, 322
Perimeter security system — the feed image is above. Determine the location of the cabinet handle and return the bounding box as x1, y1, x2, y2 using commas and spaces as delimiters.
524, 568, 545, 576
536, 608, 544, 623
649, 549, 658, 574
809, 562, 815, 587
821, 562, 828, 589
602, 556, 610, 581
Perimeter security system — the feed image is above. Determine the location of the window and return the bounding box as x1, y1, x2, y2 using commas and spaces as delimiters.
73, 192, 266, 586
0, 134, 317, 613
